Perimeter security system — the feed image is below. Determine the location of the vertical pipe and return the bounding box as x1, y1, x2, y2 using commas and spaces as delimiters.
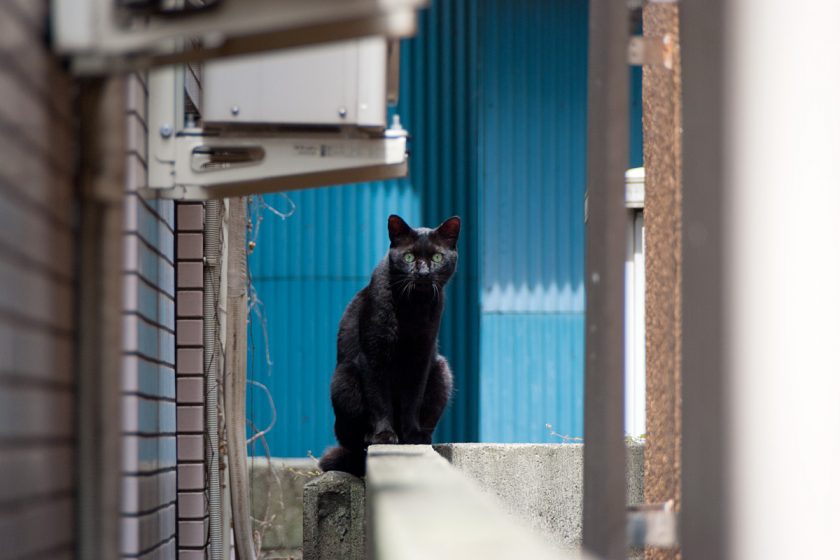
680, 0, 726, 556
77, 77, 124, 560
224, 197, 257, 560
582, 0, 628, 558
204, 199, 223, 559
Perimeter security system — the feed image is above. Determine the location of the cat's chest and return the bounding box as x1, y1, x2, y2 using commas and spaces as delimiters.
387, 315, 438, 359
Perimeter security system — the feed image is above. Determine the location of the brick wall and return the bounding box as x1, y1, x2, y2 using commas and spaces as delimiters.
175, 202, 209, 559
0, 1, 77, 558
122, 70, 179, 559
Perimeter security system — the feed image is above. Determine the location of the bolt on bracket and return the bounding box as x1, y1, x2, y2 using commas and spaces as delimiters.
627, 34, 675, 69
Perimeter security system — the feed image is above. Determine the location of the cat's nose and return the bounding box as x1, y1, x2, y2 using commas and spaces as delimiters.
417, 262, 430, 276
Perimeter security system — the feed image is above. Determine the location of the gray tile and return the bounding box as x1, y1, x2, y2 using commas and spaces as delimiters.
179, 549, 207, 560
177, 378, 204, 404
177, 348, 203, 376
177, 405, 204, 433
177, 434, 204, 462
178, 463, 205, 491
176, 319, 203, 347
178, 518, 208, 547
178, 491, 206, 519
177, 233, 204, 260
177, 262, 203, 289
177, 291, 203, 318
176, 203, 204, 232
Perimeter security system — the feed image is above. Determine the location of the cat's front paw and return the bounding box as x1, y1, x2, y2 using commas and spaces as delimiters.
369, 429, 398, 445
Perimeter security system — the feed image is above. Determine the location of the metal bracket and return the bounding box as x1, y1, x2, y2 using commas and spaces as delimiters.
627, 34, 675, 69
144, 128, 408, 200
627, 500, 679, 548
52, 0, 427, 74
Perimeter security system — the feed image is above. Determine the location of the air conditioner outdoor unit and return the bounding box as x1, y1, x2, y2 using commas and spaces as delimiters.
203, 37, 392, 128
52, 0, 427, 74
146, 36, 408, 200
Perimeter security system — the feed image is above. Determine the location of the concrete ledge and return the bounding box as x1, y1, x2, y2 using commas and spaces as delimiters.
366, 445, 582, 560
434, 443, 644, 550
303, 471, 366, 560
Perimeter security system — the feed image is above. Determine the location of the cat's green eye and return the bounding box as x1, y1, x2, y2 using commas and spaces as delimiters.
403, 253, 415, 263
432, 253, 444, 263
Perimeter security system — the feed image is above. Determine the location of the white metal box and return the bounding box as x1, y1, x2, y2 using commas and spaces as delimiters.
203, 37, 388, 128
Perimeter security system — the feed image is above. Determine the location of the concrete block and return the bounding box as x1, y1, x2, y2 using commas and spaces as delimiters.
434, 443, 644, 550
303, 470, 365, 560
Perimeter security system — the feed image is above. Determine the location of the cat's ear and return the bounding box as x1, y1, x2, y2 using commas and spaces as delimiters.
435, 216, 461, 248
388, 214, 413, 243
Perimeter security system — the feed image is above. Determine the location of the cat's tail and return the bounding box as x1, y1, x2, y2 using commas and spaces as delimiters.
319, 446, 366, 477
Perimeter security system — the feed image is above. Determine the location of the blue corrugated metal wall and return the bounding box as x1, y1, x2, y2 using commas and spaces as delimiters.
478, 0, 588, 442
248, 0, 643, 456
401, 0, 481, 443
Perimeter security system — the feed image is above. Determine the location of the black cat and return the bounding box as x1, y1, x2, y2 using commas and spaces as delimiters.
319, 214, 461, 476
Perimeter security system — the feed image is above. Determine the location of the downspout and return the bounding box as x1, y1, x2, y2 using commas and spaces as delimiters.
224, 197, 257, 560
204, 199, 224, 560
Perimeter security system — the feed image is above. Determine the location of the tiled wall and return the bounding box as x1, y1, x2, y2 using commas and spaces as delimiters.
0, 1, 77, 558
122, 70, 179, 559
175, 202, 209, 559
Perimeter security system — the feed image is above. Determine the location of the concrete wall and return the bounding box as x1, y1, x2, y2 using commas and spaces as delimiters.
435, 443, 644, 550
0, 1, 77, 557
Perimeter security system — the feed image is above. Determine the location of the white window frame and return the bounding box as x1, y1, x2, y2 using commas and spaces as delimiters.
624, 167, 645, 437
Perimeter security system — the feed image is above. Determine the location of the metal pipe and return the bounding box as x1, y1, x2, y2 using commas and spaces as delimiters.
681, 1, 726, 557
204, 199, 224, 560
582, 0, 629, 558
224, 197, 257, 560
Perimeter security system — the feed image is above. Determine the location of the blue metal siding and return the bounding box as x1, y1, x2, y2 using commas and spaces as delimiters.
480, 314, 584, 442
403, 0, 481, 443
630, 65, 644, 167
477, 0, 589, 441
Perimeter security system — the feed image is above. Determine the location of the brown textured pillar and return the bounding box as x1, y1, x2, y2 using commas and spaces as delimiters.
642, 4, 682, 560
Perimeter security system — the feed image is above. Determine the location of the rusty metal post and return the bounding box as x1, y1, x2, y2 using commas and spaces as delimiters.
641, 3, 683, 560
582, 0, 629, 558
